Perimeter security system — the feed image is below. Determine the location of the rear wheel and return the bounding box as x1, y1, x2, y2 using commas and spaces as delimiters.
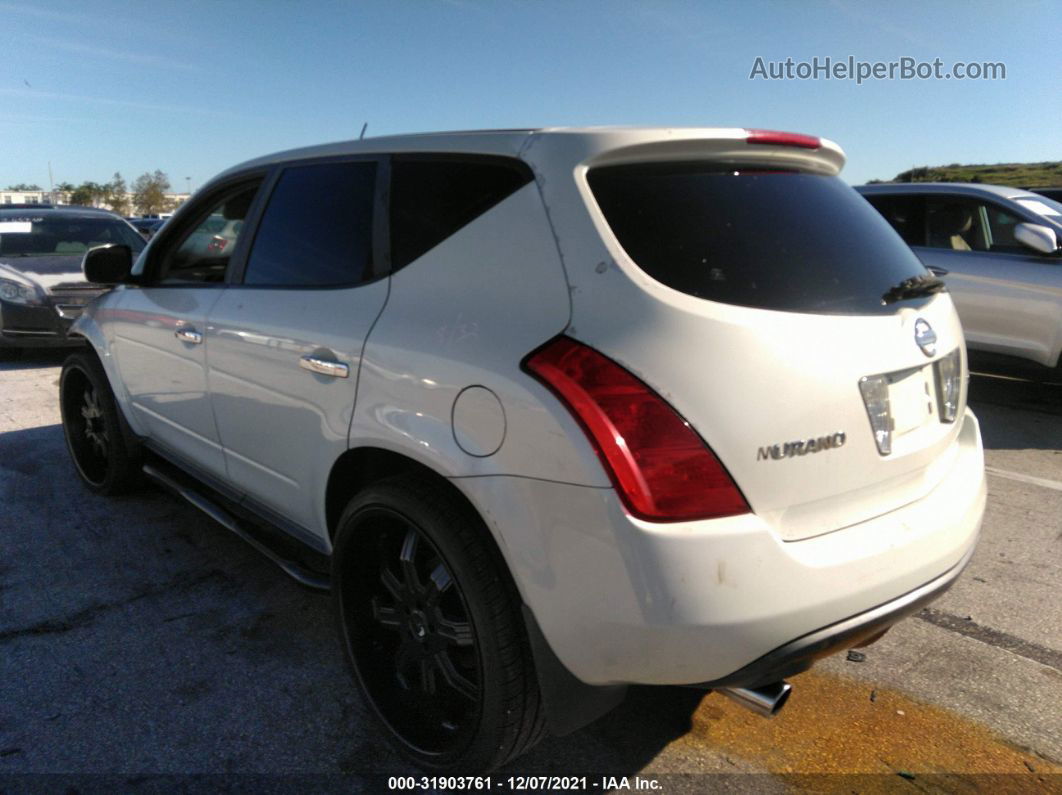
59, 351, 142, 494
332, 477, 545, 772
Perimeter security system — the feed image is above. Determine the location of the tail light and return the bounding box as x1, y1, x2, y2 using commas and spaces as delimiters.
858, 374, 893, 455
207, 236, 228, 254
745, 129, 821, 149
524, 336, 749, 522
935, 348, 963, 423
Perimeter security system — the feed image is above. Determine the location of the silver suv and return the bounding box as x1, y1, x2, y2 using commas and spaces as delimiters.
858, 183, 1062, 371
61, 128, 986, 772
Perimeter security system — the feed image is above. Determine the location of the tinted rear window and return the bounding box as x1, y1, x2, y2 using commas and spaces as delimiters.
243, 161, 376, 287
587, 164, 930, 314
390, 157, 532, 270
862, 194, 927, 246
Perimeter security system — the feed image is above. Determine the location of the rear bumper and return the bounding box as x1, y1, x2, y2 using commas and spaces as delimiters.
692, 540, 974, 688
455, 407, 985, 686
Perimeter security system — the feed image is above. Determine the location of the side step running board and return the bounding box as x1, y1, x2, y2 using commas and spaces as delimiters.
142, 463, 331, 591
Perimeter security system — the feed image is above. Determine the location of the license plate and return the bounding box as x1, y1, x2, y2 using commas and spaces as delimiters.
888, 366, 934, 435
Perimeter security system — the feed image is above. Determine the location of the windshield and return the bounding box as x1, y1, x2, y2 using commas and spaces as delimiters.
1014, 195, 1062, 226
0, 214, 146, 258
588, 164, 930, 315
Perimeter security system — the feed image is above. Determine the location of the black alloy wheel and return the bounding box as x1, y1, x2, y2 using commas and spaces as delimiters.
333, 477, 545, 772
59, 352, 141, 494
357, 509, 479, 751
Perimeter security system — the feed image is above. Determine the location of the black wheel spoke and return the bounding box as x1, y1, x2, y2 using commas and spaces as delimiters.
425, 562, 452, 605
398, 527, 421, 593
380, 568, 405, 602
433, 651, 478, 701
419, 657, 438, 694
394, 641, 423, 690
371, 597, 402, 629
435, 616, 474, 647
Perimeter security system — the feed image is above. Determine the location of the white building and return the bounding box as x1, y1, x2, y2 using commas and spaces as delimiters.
1, 190, 191, 214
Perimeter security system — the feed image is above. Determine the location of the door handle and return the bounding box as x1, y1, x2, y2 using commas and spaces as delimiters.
927, 266, 949, 277
175, 327, 203, 344
299, 355, 349, 378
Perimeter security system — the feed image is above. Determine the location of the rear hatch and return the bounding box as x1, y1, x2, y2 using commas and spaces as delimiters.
528, 129, 968, 540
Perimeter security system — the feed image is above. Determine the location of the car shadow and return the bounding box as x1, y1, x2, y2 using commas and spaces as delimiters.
502, 684, 710, 778
1, 420, 714, 784
967, 358, 1062, 453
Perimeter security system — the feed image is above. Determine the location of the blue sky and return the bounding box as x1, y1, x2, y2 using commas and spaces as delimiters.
2, 0, 1059, 190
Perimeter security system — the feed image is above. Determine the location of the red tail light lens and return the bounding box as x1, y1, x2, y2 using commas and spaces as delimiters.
745, 129, 821, 149
525, 337, 749, 522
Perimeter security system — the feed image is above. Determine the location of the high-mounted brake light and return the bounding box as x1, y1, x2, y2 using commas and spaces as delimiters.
745, 129, 821, 149
525, 337, 749, 522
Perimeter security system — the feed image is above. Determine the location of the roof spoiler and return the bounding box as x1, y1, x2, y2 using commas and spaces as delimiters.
581, 128, 846, 177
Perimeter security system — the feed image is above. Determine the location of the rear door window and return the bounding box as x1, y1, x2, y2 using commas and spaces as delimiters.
862, 194, 927, 246
242, 161, 377, 287
389, 156, 533, 270
924, 197, 988, 252
587, 164, 930, 315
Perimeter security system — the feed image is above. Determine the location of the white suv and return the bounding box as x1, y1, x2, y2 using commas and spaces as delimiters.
61, 128, 986, 772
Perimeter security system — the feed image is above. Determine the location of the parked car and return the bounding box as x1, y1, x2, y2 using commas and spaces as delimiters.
61, 128, 985, 772
857, 183, 1062, 370
0, 206, 145, 357
181, 214, 242, 259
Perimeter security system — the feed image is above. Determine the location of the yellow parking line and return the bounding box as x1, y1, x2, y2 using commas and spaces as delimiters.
681, 670, 1059, 778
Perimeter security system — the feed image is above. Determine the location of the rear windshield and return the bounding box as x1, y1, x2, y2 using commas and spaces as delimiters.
587, 164, 930, 315
0, 215, 146, 257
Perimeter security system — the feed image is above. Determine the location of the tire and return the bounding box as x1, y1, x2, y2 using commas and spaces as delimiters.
59, 351, 142, 495
332, 476, 545, 773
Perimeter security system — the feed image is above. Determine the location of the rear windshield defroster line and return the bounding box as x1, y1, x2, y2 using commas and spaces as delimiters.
587, 163, 931, 315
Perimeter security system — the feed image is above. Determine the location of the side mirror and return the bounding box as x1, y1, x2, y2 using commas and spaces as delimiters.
83, 244, 133, 284
1014, 222, 1060, 255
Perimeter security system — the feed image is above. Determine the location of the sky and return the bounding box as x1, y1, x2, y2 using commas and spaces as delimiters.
2, 0, 1059, 191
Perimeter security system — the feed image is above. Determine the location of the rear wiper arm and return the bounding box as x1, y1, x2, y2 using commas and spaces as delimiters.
881, 274, 947, 305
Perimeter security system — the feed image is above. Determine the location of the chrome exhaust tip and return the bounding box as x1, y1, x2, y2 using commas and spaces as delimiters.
717, 681, 792, 718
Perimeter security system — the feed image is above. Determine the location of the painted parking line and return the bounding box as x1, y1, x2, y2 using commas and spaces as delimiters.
985, 466, 1062, 493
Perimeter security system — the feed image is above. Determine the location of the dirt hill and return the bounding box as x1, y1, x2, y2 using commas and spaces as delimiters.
870, 161, 1062, 187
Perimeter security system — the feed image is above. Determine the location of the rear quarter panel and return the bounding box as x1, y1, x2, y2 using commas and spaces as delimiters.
349, 182, 606, 485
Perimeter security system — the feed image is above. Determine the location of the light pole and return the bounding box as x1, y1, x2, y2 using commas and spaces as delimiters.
185, 177, 191, 197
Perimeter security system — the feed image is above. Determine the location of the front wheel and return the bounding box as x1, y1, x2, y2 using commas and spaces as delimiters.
332, 477, 545, 772
59, 351, 142, 495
